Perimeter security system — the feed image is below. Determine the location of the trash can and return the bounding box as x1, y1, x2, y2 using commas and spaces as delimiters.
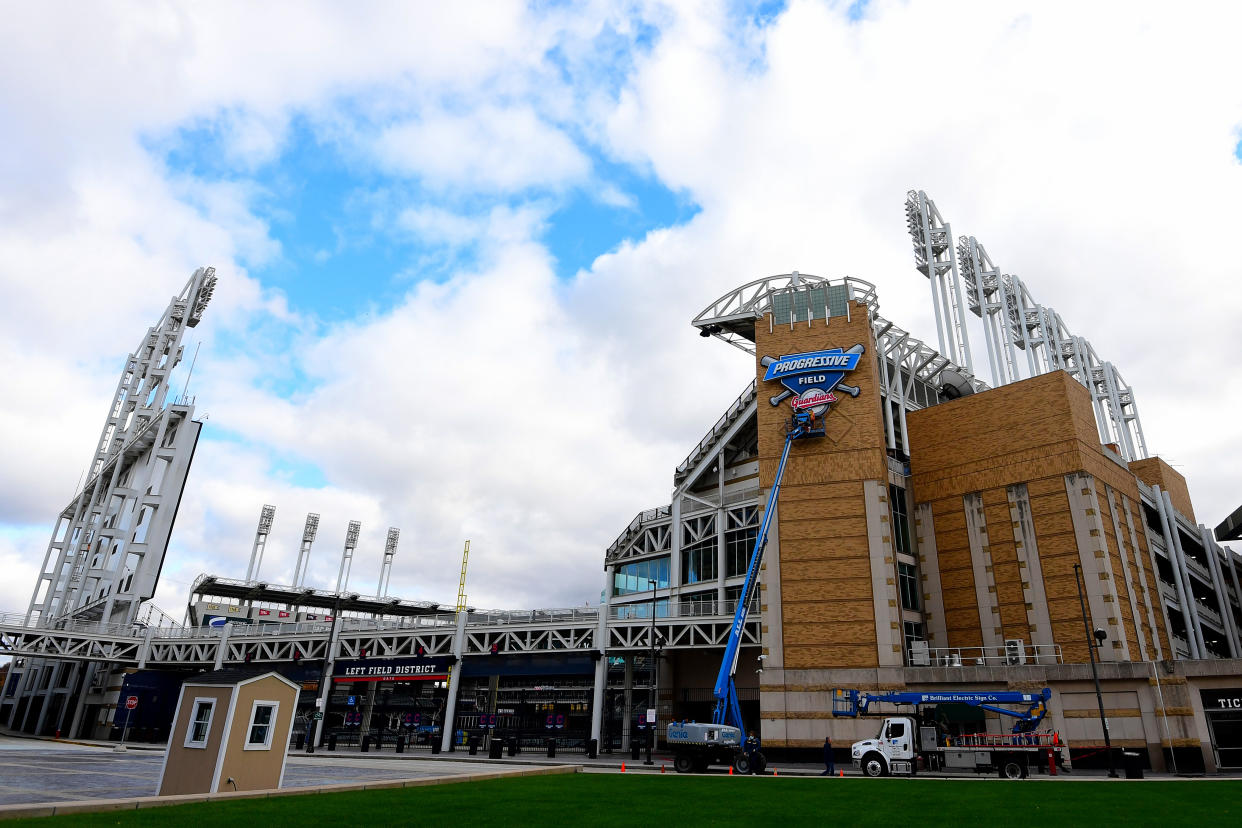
489, 738, 504, 759
295, 733, 304, 750
631, 739, 641, 760
1123, 751, 1143, 779
547, 738, 557, 758
327, 733, 338, 751
586, 738, 598, 759
361, 734, 370, 753
507, 736, 519, 757
469, 735, 479, 756
396, 736, 405, 754
431, 738, 442, 754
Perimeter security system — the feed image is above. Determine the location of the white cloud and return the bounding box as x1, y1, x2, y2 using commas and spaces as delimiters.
375, 106, 592, 192
2, 0, 1242, 622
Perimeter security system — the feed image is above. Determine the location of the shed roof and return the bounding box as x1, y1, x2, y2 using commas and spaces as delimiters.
182, 669, 301, 691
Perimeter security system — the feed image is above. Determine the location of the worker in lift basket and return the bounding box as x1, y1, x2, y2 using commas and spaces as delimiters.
744, 730, 761, 773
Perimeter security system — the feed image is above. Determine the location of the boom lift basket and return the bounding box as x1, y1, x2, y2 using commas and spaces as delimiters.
832, 689, 861, 717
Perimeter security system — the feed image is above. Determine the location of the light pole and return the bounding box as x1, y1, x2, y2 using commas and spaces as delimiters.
1073, 563, 1118, 778
645, 577, 657, 765
306, 592, 353, 753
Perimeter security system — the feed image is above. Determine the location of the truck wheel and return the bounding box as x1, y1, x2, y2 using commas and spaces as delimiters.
862, 753, 888, 778
674, 754, 695, 774
1000, 758, 1025, 780
733, 754, 752, 775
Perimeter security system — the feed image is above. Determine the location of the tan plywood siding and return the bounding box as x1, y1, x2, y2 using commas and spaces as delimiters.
217, 677, 297, 793
158, 686, 233, 796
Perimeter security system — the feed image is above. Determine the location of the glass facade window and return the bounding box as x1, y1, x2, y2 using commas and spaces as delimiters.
726, 528, 757, 578
890, 484, 911, 556
898, 561, 920, 611
903, 620, 925, 658
615, 599, 669, 619
685, 591, 717, 616
724, 585, 757, 615
682, 538, 717, 584
614, 557, 670, 595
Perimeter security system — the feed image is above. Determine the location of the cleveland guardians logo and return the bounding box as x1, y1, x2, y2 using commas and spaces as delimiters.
761, 344, 864, 416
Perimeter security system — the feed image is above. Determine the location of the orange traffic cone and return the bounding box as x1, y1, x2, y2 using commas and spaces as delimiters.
661, 764, 665, 774
774, 768, 779, 776
729, 766, 734, 775
838, 770, 844, 777
621, 763, 626, 773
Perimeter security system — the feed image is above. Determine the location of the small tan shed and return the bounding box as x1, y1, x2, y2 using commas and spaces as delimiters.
158, 669, 300, 796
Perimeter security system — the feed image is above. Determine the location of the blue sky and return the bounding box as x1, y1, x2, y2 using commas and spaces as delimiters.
156, 113, 700, 325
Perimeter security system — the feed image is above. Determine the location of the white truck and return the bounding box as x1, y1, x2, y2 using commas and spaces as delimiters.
835, 688, 1061, 779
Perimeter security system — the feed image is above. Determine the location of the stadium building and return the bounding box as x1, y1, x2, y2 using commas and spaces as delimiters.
3, 192, 1241, 773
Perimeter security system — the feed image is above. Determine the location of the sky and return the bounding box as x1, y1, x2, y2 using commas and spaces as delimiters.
1, 0, 1240, 623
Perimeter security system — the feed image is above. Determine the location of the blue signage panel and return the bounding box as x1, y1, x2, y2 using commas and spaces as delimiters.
762, 344, 865, 415
333, 657, 450, 683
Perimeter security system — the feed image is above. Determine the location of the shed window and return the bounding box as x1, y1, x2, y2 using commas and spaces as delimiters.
185, 698, 215, 748
245, 701, 279, 750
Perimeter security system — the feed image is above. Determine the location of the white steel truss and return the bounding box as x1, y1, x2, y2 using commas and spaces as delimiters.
910, 191, 1149, 460
377, 527, 399, 597
25, 267, 217, 629
0, 609, 759, 667
905, 191, 974, 372
245, 504, 276, 583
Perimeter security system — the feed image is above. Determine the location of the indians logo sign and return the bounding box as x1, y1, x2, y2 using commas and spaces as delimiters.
761, 344, 864, 416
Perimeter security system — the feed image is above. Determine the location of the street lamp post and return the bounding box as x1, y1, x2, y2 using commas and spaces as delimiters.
645, 577, 657, 765
1073, 563, 1118, 778
306, 592, 350, 753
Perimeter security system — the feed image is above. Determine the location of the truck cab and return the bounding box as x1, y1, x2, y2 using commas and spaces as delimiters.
851, 716, 917, 777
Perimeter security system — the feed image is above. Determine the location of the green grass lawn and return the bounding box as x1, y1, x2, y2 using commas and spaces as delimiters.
11, 774, 1241, 828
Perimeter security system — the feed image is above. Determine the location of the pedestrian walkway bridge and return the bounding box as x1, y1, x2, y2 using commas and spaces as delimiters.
0, 607, 759, 669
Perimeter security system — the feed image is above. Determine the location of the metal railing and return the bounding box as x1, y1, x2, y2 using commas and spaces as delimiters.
608, 598, 755, 621
948, 732, 1058, 748
909, 643, 1063, 667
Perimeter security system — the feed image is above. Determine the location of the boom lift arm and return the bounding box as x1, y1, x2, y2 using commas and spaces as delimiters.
712, 411, 822, 729
832, 688, 1053, 733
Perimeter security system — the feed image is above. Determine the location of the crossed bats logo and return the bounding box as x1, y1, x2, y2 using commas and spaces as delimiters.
761, 344, 865, 416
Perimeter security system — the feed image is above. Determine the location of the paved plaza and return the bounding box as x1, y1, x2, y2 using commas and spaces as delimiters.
0, 735, 511, 806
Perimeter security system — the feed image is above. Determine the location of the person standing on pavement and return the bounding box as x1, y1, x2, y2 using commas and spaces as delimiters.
822, 735, 835, 775
744, 730, 761, 773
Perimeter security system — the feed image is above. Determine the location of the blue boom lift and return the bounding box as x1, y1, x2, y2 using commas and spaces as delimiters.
712, 408, 823, 730
667, 409, 823, 774
832, 688, 1052, 733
